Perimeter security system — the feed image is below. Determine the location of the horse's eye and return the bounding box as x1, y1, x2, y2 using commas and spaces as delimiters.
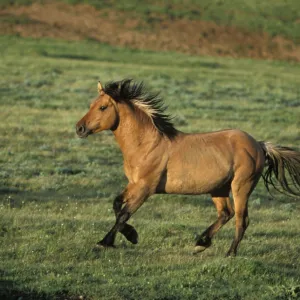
100, 106, 107, 111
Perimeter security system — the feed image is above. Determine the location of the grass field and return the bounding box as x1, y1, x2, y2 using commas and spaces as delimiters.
1, 35, 300, 299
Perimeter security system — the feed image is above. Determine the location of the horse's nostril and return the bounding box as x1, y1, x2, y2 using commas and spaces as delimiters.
77, 124, 86, 135
79, 125, 85, 133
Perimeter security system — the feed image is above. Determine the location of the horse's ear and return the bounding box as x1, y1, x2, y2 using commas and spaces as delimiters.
98, 81, 104, 95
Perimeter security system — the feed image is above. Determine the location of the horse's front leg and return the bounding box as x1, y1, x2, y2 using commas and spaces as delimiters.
97, 183, 150, 248
113, 193, 138, 244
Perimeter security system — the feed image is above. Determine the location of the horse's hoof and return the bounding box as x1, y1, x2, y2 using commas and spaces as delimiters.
193, 236, 211, 254
125, 229, 138, 244
93, 242, 116, 251
193, 245, 207, 255
121, 224, 139, 244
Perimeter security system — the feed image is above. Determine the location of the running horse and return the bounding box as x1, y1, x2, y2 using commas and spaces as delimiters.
76, 79, 300, 256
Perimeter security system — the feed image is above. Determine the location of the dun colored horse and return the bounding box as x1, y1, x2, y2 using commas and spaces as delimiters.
76, 79, 300, 256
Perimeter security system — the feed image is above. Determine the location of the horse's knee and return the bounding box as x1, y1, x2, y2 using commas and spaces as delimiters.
113, 194, 124, 214
235, 210, 249, 229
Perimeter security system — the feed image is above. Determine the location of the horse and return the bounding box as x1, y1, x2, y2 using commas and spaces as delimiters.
75, 79, 300, 256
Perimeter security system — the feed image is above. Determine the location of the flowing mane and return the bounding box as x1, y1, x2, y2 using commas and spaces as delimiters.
103, 79, 178, 139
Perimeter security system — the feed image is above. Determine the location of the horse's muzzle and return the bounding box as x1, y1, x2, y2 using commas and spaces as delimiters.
76, 124, 91, 138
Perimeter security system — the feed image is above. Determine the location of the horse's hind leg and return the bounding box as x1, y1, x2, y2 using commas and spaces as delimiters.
226, 178, 259, 257
194, 196, 234, 254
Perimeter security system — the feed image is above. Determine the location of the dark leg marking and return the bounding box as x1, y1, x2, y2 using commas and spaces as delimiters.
194, 197, 234, 254
113, 194, 138, 244
97, 206, 131, 248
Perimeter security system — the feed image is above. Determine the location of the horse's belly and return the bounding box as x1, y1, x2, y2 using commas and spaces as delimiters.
157, 167, 231, 195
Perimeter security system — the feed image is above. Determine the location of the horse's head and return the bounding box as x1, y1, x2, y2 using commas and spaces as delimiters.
76, 81, 119, 138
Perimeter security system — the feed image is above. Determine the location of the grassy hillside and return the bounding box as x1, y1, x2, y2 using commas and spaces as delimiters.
0, 36, 300, 299
1, 0, 300, 43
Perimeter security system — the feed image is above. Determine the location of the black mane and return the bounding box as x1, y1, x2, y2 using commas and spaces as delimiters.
104, 79, 178, 139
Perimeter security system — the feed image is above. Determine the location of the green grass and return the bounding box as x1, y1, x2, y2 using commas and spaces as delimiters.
1, 0, 300, 43
0, 36, 300, 299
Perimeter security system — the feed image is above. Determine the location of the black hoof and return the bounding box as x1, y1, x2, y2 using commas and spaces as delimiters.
94, 240, 116, 251
121, 224, 138, 244
193, 236, 212, 254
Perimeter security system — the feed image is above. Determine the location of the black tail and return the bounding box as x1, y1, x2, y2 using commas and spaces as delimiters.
259, 142, 300, 197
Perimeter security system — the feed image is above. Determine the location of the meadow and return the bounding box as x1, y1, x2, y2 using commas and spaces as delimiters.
0, 35, 300, 299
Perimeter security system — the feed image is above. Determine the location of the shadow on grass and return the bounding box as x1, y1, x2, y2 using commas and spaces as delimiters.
0, 187, 22, 195
156, 194, 213, 208
0, 282, 50, 300
0, 276, 87, 300
197, 61, 224, 69
252, 230, 300, 239
0, 185, 113, 208
40, 51, 95, 61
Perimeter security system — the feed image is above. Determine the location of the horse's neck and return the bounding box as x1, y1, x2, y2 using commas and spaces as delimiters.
112, 103, 161, 160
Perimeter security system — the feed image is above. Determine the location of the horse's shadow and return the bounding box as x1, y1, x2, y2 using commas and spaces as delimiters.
0, 276, 79, 300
